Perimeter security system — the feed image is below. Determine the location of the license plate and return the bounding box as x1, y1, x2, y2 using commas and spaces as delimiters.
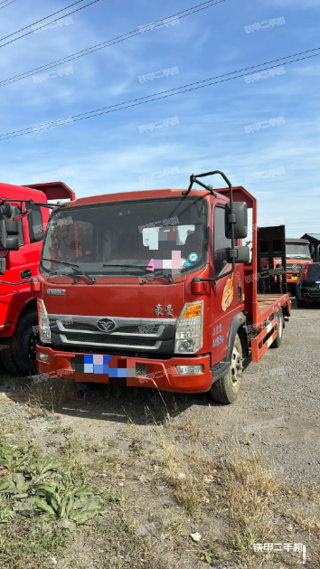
291, 276, 298, 281
74, 354, 136, 386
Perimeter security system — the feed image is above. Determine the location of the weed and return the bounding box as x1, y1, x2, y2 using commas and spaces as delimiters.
26, 378, 78, 414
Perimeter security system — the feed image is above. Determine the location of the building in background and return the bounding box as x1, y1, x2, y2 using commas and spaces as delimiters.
301, 233, 320, 260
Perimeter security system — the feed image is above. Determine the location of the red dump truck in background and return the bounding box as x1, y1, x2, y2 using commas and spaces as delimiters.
0, 181, 75, 375
284, 238, 313, 294
33, 170, 291, 404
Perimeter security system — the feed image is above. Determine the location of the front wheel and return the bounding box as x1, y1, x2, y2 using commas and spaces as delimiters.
210, 333, 243, 404
1, 309, 38, 376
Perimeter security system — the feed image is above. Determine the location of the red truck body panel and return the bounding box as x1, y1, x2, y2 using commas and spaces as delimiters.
0, 181, 74, 339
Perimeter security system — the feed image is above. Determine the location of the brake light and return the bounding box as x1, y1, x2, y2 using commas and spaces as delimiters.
302, 265, 308, 281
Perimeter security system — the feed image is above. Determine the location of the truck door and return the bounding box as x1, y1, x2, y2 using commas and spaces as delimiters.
257, 225, 287, 294
0, 203, 50, 326
210, 204, 244, 367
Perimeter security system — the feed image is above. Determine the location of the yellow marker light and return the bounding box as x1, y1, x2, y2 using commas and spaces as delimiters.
182, 303, 202, 319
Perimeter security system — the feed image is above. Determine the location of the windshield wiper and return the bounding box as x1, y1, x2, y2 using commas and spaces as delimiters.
102, 263, 150, 270
140, 269, 174, 284
41, 258, 96, 284
102, 263, 174, 284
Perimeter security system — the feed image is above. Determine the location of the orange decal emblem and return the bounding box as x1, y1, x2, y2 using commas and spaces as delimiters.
221, 274, 234, 311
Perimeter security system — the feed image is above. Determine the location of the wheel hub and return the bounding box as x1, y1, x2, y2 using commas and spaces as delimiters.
230, 347, 243, 386
27, 330, 38, 361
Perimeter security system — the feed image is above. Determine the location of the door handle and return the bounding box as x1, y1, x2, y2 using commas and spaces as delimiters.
20, 269, 32, 279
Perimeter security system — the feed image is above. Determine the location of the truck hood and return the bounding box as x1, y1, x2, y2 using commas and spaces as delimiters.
42, 281, 185, 320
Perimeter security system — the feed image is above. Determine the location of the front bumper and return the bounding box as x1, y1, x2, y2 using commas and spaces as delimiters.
36, 346, 213, 394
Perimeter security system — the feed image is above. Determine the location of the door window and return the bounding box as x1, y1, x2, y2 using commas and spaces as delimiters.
27, 204, 44, 243
214, 206, 231, 276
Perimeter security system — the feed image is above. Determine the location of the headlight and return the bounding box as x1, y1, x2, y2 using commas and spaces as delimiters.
37, 299, 51, 343
174, 300, 204, 354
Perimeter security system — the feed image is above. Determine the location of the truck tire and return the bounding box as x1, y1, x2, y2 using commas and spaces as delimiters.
270, 310, 283, 349
297, 299, 305, 308
1, 309, 38, 376
210, 334, 243, 404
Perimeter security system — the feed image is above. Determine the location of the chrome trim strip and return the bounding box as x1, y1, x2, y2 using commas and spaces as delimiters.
48, 314, 176, 339
60, 334, 162, 351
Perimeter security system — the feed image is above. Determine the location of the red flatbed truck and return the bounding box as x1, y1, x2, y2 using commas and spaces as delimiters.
0, 181, 75, 375
34, 171, 291, 403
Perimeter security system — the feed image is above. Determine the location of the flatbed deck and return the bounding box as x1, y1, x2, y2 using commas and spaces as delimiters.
251, 293, 291, 362
255, 293, 291, 325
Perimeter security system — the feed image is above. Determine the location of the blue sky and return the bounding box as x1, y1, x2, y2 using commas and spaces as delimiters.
0, 0, 319, 237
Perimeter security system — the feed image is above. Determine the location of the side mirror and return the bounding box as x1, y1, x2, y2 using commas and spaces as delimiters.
0, 258, 6, 275
310, 244, 315, 257
225, 202, 248, 239
228, 245, 250, 264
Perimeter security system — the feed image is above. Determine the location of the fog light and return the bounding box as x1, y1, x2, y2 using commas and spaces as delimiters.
38, 352, 49, 362
176, 365, 204, 376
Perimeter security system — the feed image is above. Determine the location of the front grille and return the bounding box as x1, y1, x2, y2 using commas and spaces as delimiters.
49, 314, 176, 355
65, 333, 157, 347
55, 322, 161, 335
118, 325, 161, 334
62, 322, 97, 332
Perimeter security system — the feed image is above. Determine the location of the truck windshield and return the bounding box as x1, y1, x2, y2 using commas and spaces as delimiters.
286, 244, 311, 259
41, 196, 208, 279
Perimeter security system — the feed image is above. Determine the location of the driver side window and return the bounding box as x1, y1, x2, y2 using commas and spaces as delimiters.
214, 206, 231, 276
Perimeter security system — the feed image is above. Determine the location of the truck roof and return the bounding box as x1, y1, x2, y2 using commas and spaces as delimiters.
0, 182, 49, 202
63, 185, 249, 208
286, 238, 310, 244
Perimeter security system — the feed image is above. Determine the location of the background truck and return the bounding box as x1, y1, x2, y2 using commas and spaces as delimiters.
34, 170, 291, 404
283, 238, 313, 293
0, 181, 75, 375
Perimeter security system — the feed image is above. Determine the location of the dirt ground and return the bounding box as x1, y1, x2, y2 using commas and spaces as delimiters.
0, 299, 319, 569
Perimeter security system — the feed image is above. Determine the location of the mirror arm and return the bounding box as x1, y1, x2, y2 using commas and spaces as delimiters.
192, 262, 235, 285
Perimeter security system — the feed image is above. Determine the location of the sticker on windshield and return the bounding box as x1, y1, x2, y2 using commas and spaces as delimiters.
189, 253, 198, 263
183, 261, 191, 267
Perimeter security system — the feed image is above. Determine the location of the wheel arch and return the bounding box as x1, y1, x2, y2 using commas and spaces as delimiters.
226, 312, 248, 362
0, 298, 38, 341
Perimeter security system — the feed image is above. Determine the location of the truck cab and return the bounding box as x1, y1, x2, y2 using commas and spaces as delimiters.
0, 181, 75, 375
285, 238, 313, 293
34, 171, 291, 404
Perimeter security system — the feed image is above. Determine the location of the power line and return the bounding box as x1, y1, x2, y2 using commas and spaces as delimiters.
1, 47, 320, 141
0, 0, 17, 9
0, 0, 226, 87
0, 0, 86, 42
0, 0, 100, 49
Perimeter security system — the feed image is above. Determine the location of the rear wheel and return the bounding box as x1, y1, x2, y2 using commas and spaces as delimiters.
210, 333, 243, 404
270, 310, 283, 349
1, 309, 38, 376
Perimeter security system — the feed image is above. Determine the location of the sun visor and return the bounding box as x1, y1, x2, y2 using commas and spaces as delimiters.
22, 182, 75, 202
